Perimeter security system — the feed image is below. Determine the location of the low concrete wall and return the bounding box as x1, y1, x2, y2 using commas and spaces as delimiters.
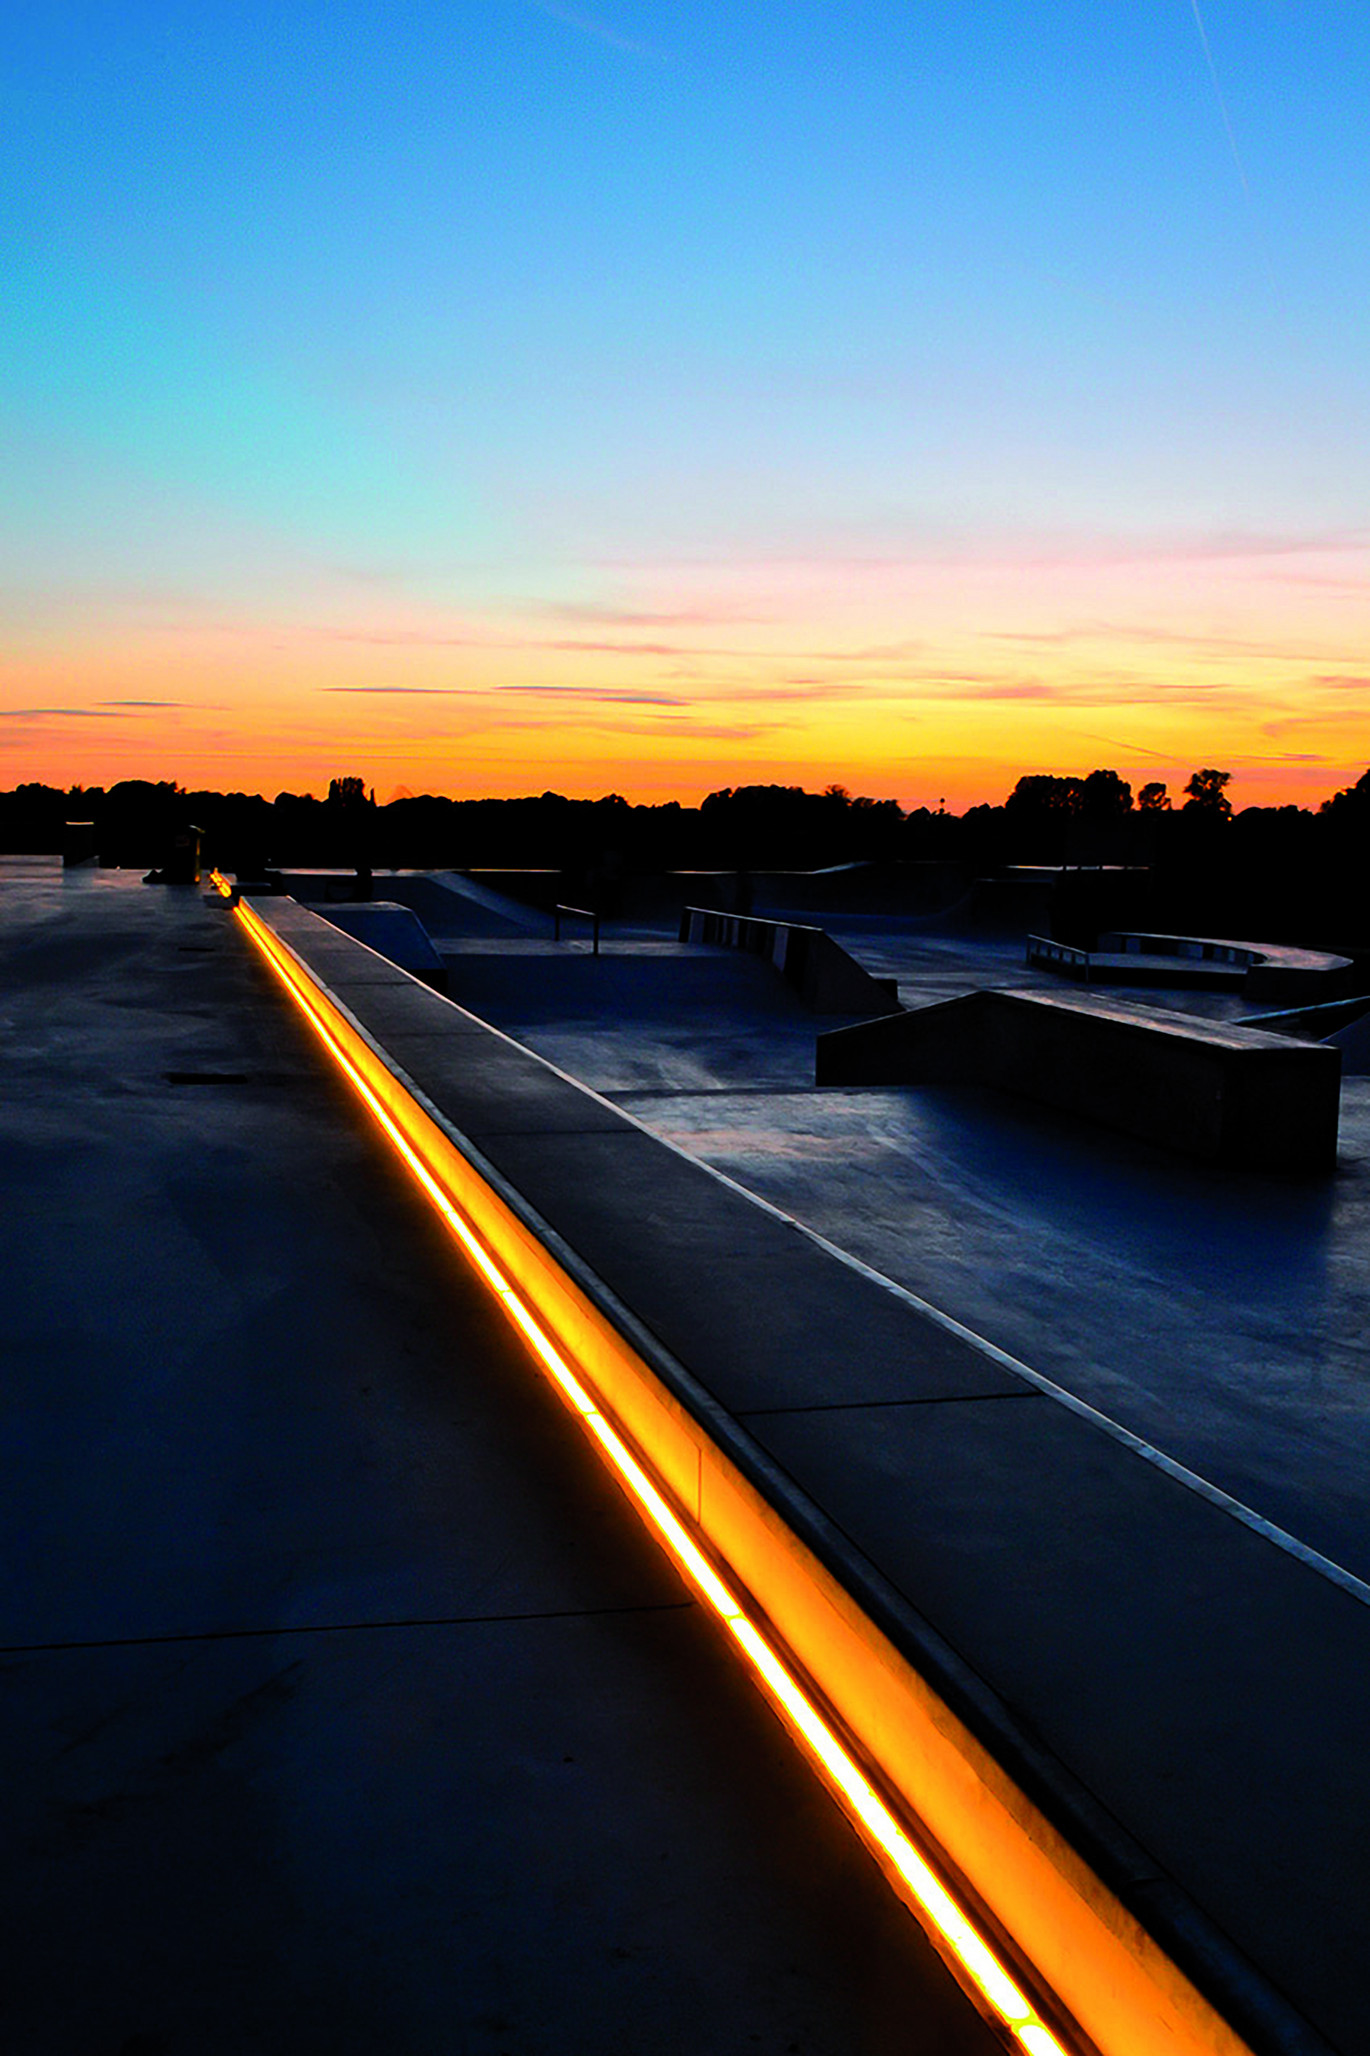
817, 987, 1341, 1172
679, 905, 900, 1015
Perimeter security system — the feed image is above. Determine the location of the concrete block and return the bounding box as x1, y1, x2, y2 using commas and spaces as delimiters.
817, 988, 1341, 1172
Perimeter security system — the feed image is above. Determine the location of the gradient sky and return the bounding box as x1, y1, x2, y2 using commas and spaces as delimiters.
3, 1, 1367, 809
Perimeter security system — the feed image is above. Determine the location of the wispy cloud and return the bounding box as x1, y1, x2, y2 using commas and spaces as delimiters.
1261, 707, 1370, 739
99, 698, 188, 708
532, 601, 768, 628
321, 683, 692, 707
494, 685, 690, 705
591, 528, 1369, 575
984, 622, 1366, 663
522, 0, 664, 59
4, 706, 135, 719
544, 638, 727, 657
955, 680, 1061, 701
317, 625, 749, 659
455, 711, 788, 742
320, 629, 482, 648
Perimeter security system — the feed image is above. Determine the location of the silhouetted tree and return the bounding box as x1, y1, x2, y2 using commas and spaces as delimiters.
1078, 769, 1132, 819
1321, 767, 1370, 822
1005, 773, 1082, 816
1183, 768, 1232, 818
1137, 781, 1171, 811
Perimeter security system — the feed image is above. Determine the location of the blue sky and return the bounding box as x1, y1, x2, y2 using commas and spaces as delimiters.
3, 3, 1368, 801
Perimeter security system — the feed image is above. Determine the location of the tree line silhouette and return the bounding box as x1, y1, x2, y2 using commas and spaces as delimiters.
4, 764, 1368, 947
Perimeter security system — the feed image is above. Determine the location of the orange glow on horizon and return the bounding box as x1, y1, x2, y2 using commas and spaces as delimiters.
6, 536, 1366, 812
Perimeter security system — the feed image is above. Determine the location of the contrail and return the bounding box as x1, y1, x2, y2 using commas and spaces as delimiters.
524, 0, 660, 58
1074, 730, 1176, 763
1188, 0, 1252, 201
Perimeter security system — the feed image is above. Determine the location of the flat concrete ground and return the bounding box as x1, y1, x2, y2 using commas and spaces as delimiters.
1, 863, 997, 2056
430, 899, 1370, 1586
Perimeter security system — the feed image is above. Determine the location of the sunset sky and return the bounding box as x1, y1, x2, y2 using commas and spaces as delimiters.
3, 2, 1367, 811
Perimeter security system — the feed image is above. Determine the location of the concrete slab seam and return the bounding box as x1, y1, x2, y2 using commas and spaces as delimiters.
603, 1098, 1370, 1613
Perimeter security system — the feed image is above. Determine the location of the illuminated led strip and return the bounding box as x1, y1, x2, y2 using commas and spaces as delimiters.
234, 896, 1070, 2056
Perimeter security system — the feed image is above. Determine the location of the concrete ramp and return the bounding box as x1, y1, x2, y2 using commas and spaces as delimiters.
817, 987, 1341, 1172
680, 905, 900, 1015
382, 869, 546, 937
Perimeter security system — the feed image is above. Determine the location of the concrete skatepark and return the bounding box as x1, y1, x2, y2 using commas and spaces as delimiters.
8, 856, 1370, 2052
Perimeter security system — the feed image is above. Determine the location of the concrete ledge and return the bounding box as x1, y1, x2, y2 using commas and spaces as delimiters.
817, 987, 1341, 1172
679, 904, 900, 1015
237, 897, 1369, 2055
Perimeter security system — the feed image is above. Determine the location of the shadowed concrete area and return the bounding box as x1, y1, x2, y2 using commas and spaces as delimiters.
0, 862, 999, 2056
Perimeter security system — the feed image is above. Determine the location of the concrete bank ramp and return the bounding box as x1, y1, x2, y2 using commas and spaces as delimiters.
432, 941, 822, 1096
278, 867, 545, 939
379, 869, 546, 938
439, 940, 807, 1025
816, 987, 1341, 1172
240, 896, 1370, 2056
318, 901, 447, 987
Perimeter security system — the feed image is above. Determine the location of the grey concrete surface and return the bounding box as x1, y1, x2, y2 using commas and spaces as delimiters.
0, 861, 999, 2056
429, 907, 1370, 1593
260, 892, 1370, 2055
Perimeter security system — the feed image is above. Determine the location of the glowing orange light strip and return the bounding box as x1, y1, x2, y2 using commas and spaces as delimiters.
235, 899, 1071, 2055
